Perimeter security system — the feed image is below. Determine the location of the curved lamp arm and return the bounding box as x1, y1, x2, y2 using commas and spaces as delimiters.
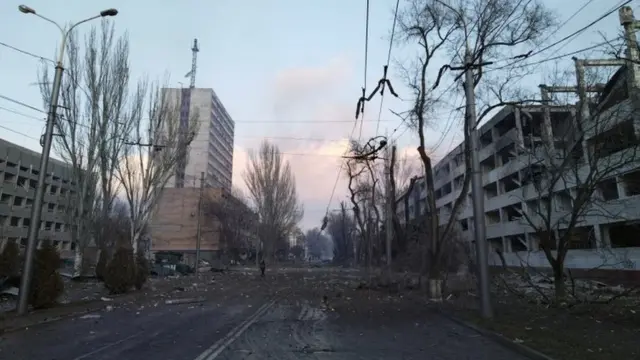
18, 5, 118, 66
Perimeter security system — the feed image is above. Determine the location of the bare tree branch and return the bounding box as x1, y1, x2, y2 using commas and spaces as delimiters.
116, 77, 199, 254
38, 21, 137, 275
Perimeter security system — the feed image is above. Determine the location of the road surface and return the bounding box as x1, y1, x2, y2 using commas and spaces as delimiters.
0, 272, 525, 360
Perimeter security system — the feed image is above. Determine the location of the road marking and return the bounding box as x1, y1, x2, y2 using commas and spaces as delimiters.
194, 299, 275, 360
71, 330, 149, 360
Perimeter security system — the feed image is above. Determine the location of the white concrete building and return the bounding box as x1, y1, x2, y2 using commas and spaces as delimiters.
0, 137, 79, 259
163, 88, 234, 189
397, 65, 640, 274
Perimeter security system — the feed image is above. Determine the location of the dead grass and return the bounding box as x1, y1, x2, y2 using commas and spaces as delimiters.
445, 291, 640, 360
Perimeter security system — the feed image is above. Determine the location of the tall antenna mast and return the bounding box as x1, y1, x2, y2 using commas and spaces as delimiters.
190, 38, 199, 88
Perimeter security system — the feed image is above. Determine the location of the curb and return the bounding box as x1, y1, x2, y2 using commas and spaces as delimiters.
435, 309, 556, 360
0, 305, 104, 335
0, 286, 177, 335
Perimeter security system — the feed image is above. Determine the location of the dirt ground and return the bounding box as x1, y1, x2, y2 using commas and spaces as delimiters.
442, 286, 640, 360
0, 272, 239, 327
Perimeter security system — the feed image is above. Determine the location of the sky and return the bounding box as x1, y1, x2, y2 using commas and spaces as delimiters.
0, 0, 636, 230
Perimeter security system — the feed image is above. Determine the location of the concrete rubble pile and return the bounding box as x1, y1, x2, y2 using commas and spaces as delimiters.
496, 271, 637, 303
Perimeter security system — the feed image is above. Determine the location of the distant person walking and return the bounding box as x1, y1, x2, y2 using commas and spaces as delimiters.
259, 259, 266, 278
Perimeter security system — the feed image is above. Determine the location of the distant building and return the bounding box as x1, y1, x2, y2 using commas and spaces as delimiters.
149, 187, 257, 264
0, 138, 79, 260
162, 88, 234, 190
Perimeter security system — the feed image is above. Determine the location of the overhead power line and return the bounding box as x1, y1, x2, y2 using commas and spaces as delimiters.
532, 0, 630, 56
489, 0, 632, 71
0, 124, 40, 141
324, 0, 376, 225
536, 0, 597, 47
0, 94, 45, 114
488, 37, 622, 74
0, 106, 44, 121
0, 97, 403, 124
374, 0, 401, 137
0, 41, 54, 64
357, 0, 372, 140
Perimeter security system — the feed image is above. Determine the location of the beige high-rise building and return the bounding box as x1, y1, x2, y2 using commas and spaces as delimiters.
162, 88, 234, 189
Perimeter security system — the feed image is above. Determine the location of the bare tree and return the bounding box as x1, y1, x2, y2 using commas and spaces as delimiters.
100, 198, 132, 253
116, 79, 198, 254
345, 159, 369, 265
393, 151, 419, 191
38, 22, 136, 275
327, 201, 356, 265
243, 140, 303, 261
396, 0, 555, 283
204, 187, 257, 260
345, 137, 390, 267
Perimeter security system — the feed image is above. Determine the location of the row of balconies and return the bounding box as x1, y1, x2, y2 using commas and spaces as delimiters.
210, 109, 234, 142
208, 118, 234, 151
401, 164, 640, 235
1, 174, 73, 198
450, 195, 640, 240
0, 224, 72, 240
0, 159, 76, 187
433, 99, 634, 193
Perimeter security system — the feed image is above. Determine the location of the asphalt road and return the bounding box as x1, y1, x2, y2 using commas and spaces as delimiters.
0, 272, 526, 360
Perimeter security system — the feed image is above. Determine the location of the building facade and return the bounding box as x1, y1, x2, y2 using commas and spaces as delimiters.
0, 138, 77, 259
397, 65, 640, 273
163, 87, 234, 190
149, 187, 257, 264
149, 187, 222, 264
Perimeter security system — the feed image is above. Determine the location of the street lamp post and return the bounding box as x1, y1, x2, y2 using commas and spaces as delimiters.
16, 5, 118, 315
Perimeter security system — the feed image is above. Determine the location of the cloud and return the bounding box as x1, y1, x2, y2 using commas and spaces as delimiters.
233, 55, 428, 230
273, 57, 352, 100
271, 56, 353, 118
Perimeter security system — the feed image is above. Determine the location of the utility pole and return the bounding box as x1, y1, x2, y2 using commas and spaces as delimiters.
620, 7, 640, 92
385, 145, 395, 270
195, 172, 204, 277
464, 50, 493, 319
17, 61, 62, 315
16, 5, 119, 316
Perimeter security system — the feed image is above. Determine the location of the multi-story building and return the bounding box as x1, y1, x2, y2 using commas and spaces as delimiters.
0, 138, 77, 259
397, 64, 640, 274
162, 87, 234, 190
149, 187, 257, 264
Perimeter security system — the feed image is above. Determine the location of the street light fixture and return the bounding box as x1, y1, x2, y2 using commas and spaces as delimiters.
18, 5, 35, 14
100, 9, 119, 17
16, 5, 118, 316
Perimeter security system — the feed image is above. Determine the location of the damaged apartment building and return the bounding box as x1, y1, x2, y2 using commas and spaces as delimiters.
397, 61, 640, 274
0, 137, 79, 260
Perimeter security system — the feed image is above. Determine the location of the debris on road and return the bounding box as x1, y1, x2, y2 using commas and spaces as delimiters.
164, 296, 206, 305
79, 314, 101, 320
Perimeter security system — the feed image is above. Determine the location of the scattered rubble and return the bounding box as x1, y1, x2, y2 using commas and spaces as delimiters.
79, 314, 101, 320
496, 271, 638, 304
164, 296, 206, 305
